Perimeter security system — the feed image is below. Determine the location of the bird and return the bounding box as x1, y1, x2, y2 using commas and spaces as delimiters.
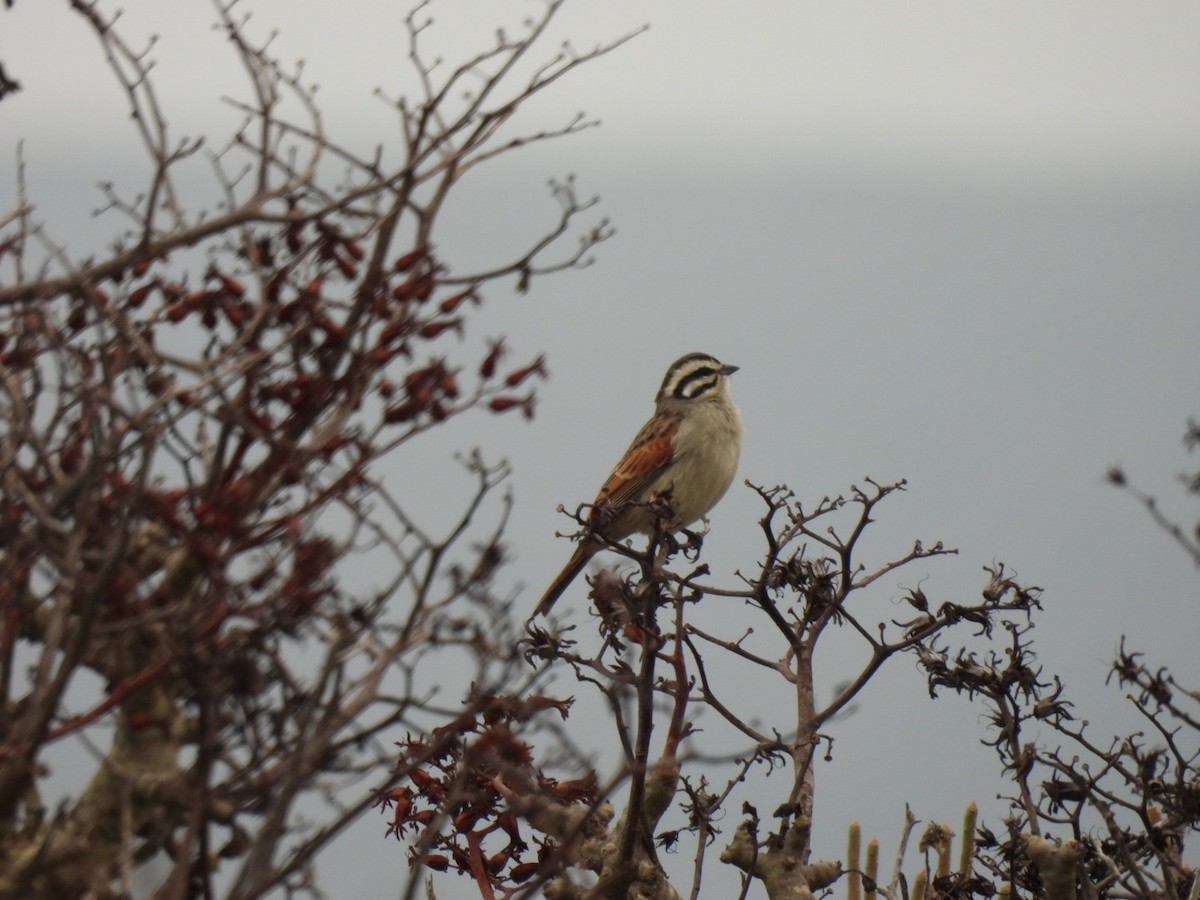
532, 352, 742, 617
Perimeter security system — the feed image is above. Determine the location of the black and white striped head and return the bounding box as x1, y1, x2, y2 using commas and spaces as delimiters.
656, 352, 738, 404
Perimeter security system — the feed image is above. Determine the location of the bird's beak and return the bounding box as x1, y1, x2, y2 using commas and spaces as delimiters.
720, 364, 739, 376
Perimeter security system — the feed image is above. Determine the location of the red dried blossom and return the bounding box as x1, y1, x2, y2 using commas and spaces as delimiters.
479, 339, 506, 379
504, 354, 547, 387
127, 282, 156, 308
488, 394, 535, 419
419, 318, 462, 340
392, 272, 435, 303
334, 255, 358, 279
392, 249, 426, 272
438, 287, 479, 315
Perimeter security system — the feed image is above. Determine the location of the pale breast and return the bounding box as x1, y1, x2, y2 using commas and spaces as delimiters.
652, 400, 742, 527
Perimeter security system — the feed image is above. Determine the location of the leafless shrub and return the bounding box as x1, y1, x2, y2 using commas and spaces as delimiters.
0, 1, 635, 896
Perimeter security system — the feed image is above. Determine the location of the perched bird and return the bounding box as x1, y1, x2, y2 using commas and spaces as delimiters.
532, 352, 742, 617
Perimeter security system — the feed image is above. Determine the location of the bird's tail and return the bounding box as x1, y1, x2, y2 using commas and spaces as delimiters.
531, 543, 595, 618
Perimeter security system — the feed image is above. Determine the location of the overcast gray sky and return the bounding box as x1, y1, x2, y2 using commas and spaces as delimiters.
5, 2, 1199, 896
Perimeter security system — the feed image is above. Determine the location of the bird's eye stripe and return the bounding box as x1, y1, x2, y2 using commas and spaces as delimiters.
657, 355, 728, 402
673, 369, 718, 399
